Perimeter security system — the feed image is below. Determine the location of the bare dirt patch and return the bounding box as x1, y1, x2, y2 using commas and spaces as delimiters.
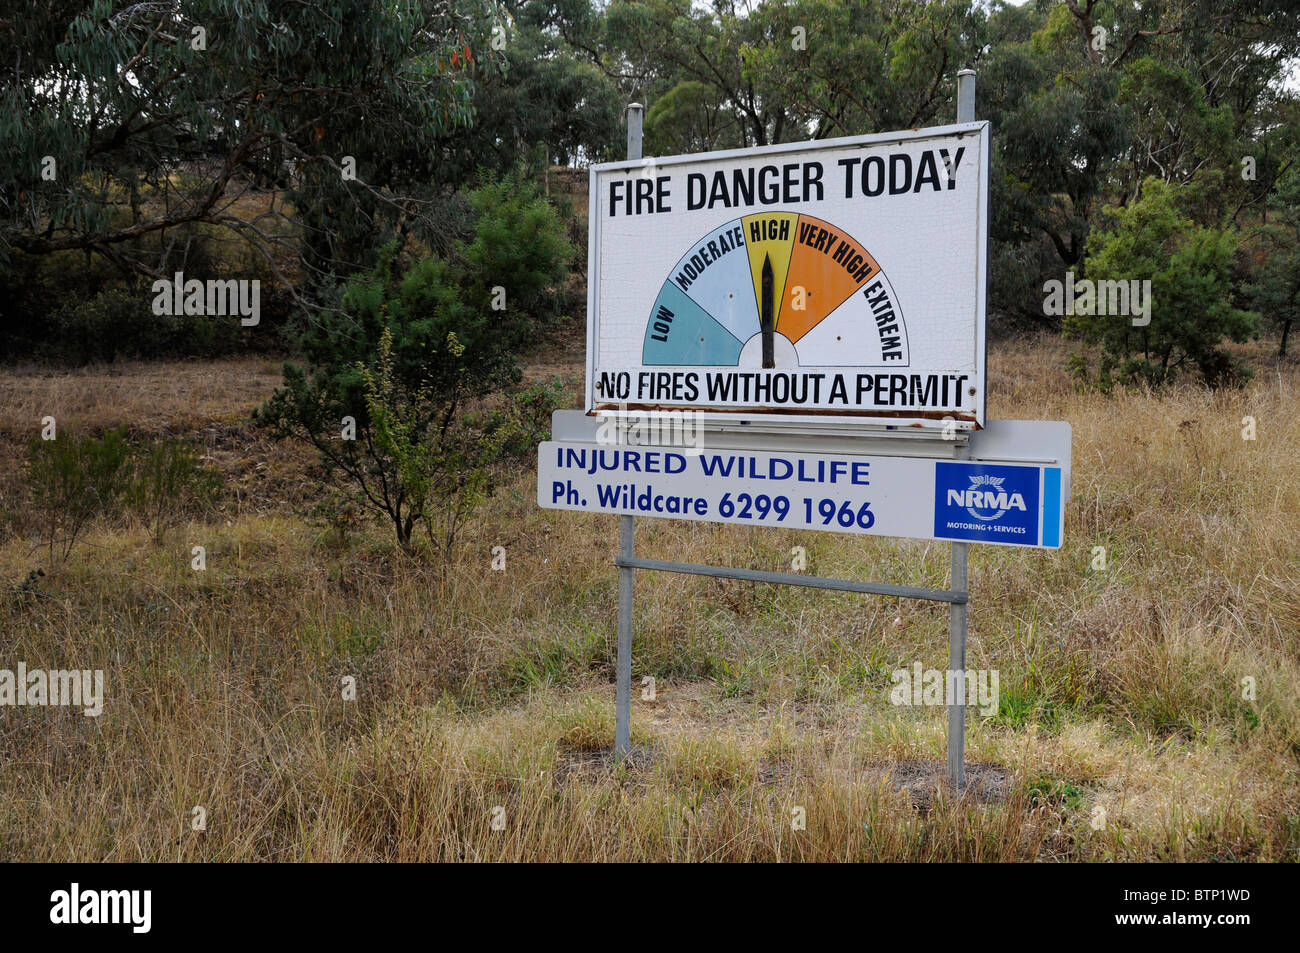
552, 744, 659, 785
862, 759, 1012, 812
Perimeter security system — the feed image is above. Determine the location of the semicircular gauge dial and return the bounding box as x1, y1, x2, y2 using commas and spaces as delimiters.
642, 213, 909, 367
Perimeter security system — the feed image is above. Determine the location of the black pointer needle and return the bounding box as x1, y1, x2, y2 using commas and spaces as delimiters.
761, 253, 775, 369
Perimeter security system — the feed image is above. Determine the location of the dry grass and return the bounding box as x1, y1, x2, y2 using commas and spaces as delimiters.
0, 335, 1297, 861
0, 356, 283, 438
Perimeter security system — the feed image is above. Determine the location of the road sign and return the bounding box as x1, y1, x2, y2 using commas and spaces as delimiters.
585, 122, 990, 433
538, 417, 1069, 550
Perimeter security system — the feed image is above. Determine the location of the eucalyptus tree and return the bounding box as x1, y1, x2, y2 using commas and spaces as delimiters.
0, 0, 501, 290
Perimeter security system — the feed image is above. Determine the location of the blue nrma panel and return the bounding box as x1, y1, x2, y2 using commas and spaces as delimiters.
933, 461, 1043, 547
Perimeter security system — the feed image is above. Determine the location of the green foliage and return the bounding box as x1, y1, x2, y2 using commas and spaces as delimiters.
977, 0, 1300, 325
645, 81, 732, 156
6, 0, 1300, 359
981, 7, 1129, 311
1245, 169, 1300, 356
127, 438, 222, 545
47, 289, 152, 364
1, 0, 503, 329
1026, 776, 1084, 813
460, 175, 575, 329
594, 0, 1299, 343
37, 286, 269, 365
606, 0, 772, 147
503, 377, 570, 459
1066, 179, 1257, 389
287, 173, 570, 405
358, 327, 558, 556
24, 430, 222, 560
433, 1, 622, 179
26, 429, 132, 562
739, 0, 987, 139
1116, 57, 1235, 203
257, 175, 570, 552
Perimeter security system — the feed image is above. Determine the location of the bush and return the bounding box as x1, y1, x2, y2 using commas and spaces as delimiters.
1065, 178, 1257, 389
258, 174, 571, 553
126, 437, 222, 545
43, 288, 209, 365
26, 429, 132, 562
1244, 169, 1300, 357
0, 223, 295, 365
25, 431, 222, 561
41, 285, 291, 365
502, 377, 568, 460
358, 328, 556, 556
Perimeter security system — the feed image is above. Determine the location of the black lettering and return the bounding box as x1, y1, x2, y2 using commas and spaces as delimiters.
687, 173, 706, 209
802, 161, 823, 200
635, 178, 655, 213
889, 154, 912, 194
862, 156, 885, 196
839, 157, 861, 197
889, 374, 907, 405
940, 147, 965, 189
913, 151, 941, 192
731, 168, 754, 207
656, 175, 671, 210
708, 170, 729, 208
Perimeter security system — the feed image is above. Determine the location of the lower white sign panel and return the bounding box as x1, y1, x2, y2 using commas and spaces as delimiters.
538, 440, 1065, 549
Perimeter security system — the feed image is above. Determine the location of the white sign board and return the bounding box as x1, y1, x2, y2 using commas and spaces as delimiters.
538, 419, 1069, 550
586, 122, 990, 432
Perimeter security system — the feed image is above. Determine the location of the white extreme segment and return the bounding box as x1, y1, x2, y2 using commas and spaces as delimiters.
796, 268, 910, 367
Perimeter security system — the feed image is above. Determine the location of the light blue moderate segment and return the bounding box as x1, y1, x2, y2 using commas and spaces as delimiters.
1042, 467, 1062, 547
643, 281, 744, 365
667, 218, 760, 344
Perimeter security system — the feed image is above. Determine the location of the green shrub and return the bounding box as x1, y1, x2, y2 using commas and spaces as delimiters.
26, 429, 132, 562
1245, 169, 1300, 357
25, 431, 222, 560
501, 377, 567, 459
257, 173, 571, 553
126, 437, 222, 545
1065, 178, 1257, 389
41, 285, 282, 365
46, 289, 152, 364
355, 328, 562, 556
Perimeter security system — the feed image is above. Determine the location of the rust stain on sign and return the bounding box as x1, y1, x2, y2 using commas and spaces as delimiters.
590, 403, 979, 425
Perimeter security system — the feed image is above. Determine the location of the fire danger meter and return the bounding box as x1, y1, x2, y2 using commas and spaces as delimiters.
587, 124, 990, 430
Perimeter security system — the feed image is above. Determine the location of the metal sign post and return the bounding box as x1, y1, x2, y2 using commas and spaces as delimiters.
616, 511, 633, 757
947, 68, 978, 790
615, 104, 644, 759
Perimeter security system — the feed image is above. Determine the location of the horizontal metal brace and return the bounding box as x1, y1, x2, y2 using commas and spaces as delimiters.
613, 556, 967, 604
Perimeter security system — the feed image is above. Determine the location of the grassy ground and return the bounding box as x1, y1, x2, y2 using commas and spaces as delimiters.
0, 336, 1297, 861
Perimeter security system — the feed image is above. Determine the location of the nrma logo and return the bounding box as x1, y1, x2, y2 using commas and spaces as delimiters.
934, 462, 1041, 546
947, 474, 1028, 522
